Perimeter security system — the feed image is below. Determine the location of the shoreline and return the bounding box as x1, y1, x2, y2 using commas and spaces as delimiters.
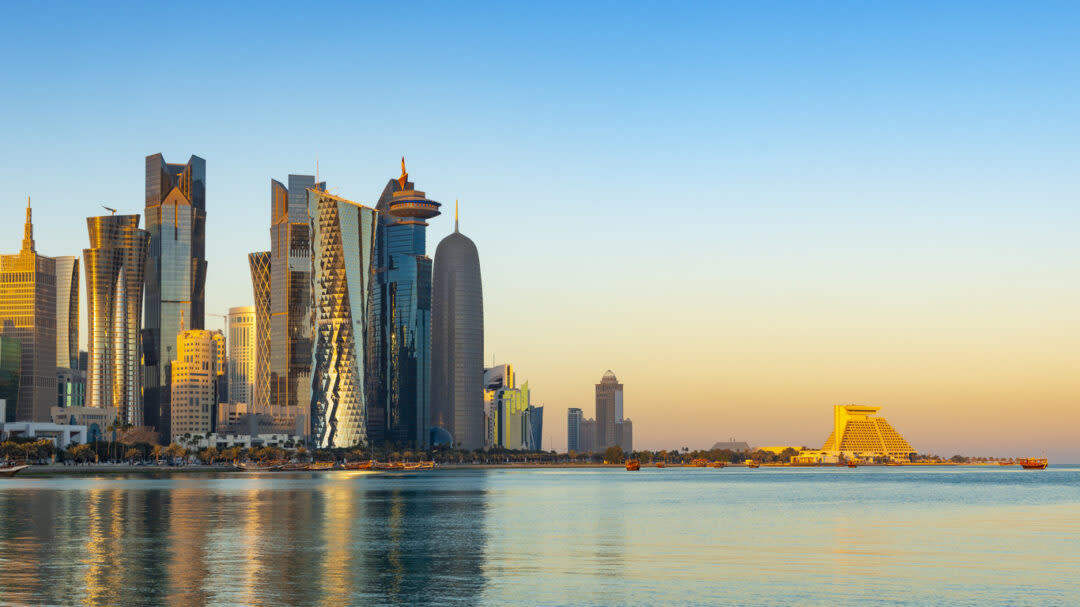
9, 461, 1037, 476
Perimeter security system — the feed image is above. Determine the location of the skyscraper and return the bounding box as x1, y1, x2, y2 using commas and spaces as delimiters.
567, 407, 583, 453
170, 329, 216, 440
595, 370, 623, 449
54, 256, 79, 370
0, 337, 21, 422
84, 214, 150, 425
431, 204, 484, 450
372, 160, 440, 448
227, 306, 255, 406
308, 188, 378, 448
0, 200, 57, 422
248, 251, 271, 407
143, 154, 207, 437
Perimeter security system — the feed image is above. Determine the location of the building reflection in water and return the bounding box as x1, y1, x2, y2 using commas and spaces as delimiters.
0, 474, 489, 606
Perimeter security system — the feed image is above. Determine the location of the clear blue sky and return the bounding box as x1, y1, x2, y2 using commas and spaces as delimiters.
2, 2, 1078, 456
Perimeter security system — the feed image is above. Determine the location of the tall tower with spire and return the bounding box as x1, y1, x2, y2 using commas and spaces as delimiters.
430, 201, 485, 450
0, 198, 57, 422
370, 158, 442, 448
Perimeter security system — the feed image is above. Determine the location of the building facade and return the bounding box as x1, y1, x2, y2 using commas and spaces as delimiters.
371, 162, 440, 448
430, 206, 484, 450
308, 188, 378, 448
248, 251, 271, 407
0, 201, 57, 422
0, 337, 20, 422
227, 306, 255, 406
54, 256, 79, 369
615, 418, 633, 453
56, 367, 85, 408
567, 407, 583, 453
524, 404, 544, 451
143, 154, 207, 435
83, 214, 150, 425
578, 418, 597, 453
170, 329, 216, 440
595, 370, 623, 450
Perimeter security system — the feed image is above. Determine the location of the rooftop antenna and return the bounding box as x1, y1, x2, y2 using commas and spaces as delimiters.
101, 205, 117, 215
315, 154, 320, 190
455, 199, 459, 233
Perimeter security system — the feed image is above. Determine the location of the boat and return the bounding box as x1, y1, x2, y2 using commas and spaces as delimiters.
708, 461, 725, 469
690, 458, 709, 467
625, 459, 640, 471
1017, 457, 1048, 470
998, 460, 1015, 466
238, 462, 276, 471
419, 461, 436, 469
655, 461, 666, 468
341, 460, 375, 470
746, 461, 760, 469
847, 462, 858, 468
306, 462, 335, 471
0, 464, 29, 477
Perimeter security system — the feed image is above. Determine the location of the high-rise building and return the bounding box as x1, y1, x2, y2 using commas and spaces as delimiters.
595, 370, 623, 449
578, 418, 597, 453
615, 418, 633, 453
247, 252, 271, 407
0, 337, 21, 422
483, 364, 514, 449
431, 205, 484, 450
0, 201, 57, 422
54, 256, 79, 369
227, 306, 255, 406
143, 154, 207, 437
84, 214, 150, 425
170, 329, 216, 440
524, 404, 544, 451
56, 367, 85, 408
308, 188, 378, 448
567, 407, 583, 453
211, 329, 227, 409
372, 160, 440, 448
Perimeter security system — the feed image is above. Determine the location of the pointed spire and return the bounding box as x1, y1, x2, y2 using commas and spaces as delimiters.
21, 197, 35, 254
397, 156, 409, 190
180, 309, 185, 333
454, 199, 459, 233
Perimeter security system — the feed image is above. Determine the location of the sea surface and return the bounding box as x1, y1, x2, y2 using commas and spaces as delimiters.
1, 466, 1078, 606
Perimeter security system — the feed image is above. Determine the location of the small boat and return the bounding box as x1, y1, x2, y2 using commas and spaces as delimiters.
625, 459, 640, 471
1017, 457, 1048, 470
655, 461, 666, 468
998, 460, 1015, 466
238, 462, 275, 471
690, 458, 709, 467
342, 460, 375, 470
847, 462, 858, 468
708, 461, 725, 469
0, 464, 29, 477
746, 461, 760, 469
306, 462, 335, 471
419, 461, 436, 469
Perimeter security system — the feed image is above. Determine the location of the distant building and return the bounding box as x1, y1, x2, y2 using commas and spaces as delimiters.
186, 431, 302, 450
578, 418, 597, 453
211, 329, 227, 406
372, 161, 440, 448
170, 329, 217, 441
615, 418, 633, 453
524, 404, 543, 451
227, 306, 255, 409
0, 421, 87, 449
53, 256, 80, 370
711, 441, 751, 452
820, 404, 915, 462
308, 189, 378, 448
143, 153, 207, 435
217, 402, 306, 437
50, 405, 117, 443
483, 364, 514, 448
0, 337, 20, 422
0, 200, 57, 422
595, 370, 623, 449
431, 203, 484, 450
56, 367, 85, 408
84, 213, 150, 426
248, 252, 271, 407
567, 407, 583, 452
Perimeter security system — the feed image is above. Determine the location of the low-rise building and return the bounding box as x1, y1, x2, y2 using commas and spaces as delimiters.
1, 421, 87, 448
50, 406, 117, 442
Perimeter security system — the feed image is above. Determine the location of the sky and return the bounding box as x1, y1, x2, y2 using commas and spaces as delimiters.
1, 1, 1077, 458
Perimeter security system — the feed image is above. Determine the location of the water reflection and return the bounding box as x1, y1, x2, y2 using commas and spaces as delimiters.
0, 473, 488, 606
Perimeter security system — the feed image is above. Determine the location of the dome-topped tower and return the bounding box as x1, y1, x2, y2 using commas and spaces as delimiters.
430, 203, 484, 450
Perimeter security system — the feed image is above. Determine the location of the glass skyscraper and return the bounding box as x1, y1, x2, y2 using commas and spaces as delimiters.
54, 256, 79, 370
247, 251, 271, 408
0, 201, 57, 422
309, 188, 378, 448
84, 214, 150, 425
0, 337, 21, 422
431, 206, 485, 450
372, 162, 440, 448
567, 407, 583, 453
595, 370, 623, 449
143, 154, 207, 437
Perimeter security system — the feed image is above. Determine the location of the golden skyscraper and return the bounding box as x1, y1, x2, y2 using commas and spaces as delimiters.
0, 199, 56, 422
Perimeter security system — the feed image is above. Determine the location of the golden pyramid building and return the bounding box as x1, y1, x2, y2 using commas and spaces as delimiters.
794, 405, 916, 464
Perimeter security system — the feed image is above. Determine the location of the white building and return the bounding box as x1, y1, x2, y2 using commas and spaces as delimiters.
227, 306, 255, 407
1, 421, 87, 448
171, 329, 216, 439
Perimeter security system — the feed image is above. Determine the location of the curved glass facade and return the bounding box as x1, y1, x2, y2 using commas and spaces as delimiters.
84, 214, 150, 425
54, 256, 79, 369
309, 190, 377, 448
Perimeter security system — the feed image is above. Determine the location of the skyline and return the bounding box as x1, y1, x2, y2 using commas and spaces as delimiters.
2, 2, 1078, 457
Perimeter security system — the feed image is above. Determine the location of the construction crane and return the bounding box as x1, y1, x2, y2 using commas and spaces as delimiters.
101, 205, 117, 215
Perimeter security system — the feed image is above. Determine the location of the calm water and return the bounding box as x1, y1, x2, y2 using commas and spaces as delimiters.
1, 466, 1079, 606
